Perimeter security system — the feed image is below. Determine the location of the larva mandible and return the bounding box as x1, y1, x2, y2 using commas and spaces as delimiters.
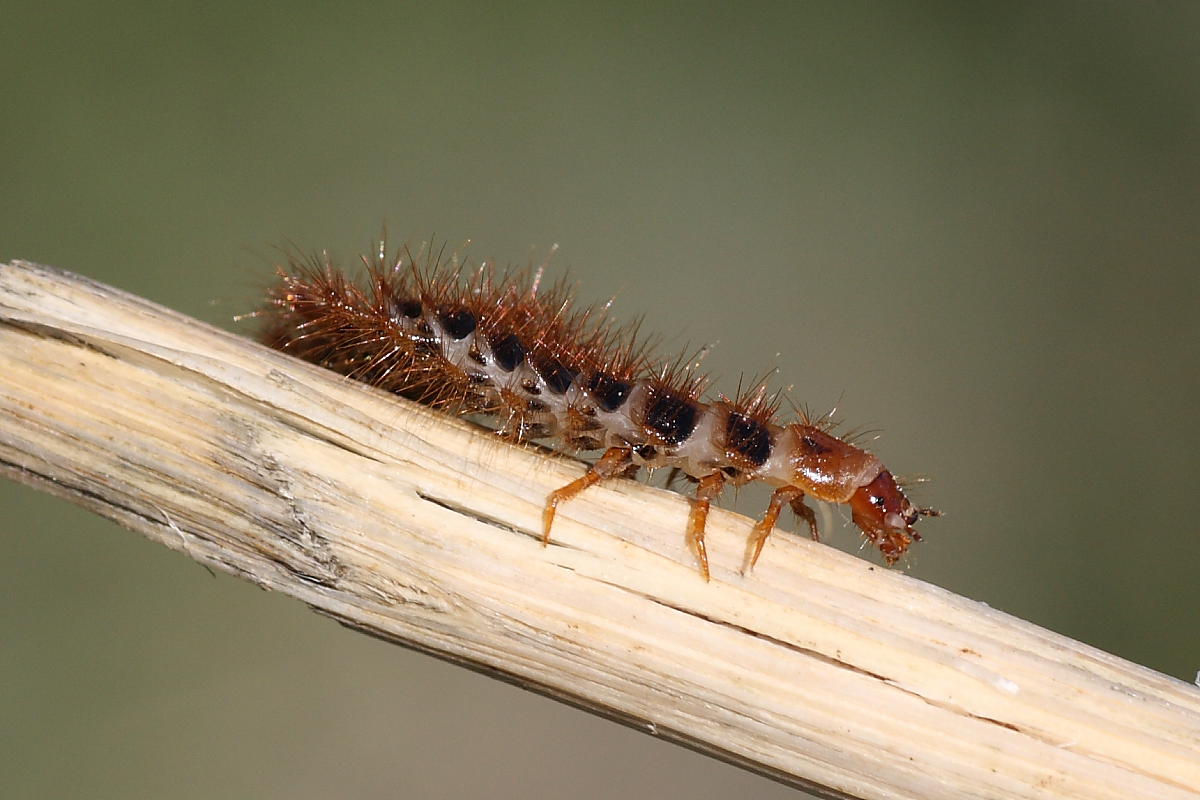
258, 241, 939, 579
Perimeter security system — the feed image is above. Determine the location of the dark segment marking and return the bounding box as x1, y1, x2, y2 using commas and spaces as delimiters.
394, 299, 422, 319
488, 332, 526, 372
635, 444, 658, 460
645, 389, 698, 445
525, 398, 549, 413
521, 379, 542, 396
801, 434, 832, 455
536, 357, 577, 395
587, 372, 632, 412
438, 308, 477, 340
726, 412, 772, 467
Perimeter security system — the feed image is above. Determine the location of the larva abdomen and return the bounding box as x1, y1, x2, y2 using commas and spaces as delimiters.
260, 243, 938, 579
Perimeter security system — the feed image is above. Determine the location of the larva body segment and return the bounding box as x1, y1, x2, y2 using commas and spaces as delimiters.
260, 245, 938, 579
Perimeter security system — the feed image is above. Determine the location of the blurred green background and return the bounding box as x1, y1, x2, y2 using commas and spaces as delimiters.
3, 3, 1198, 798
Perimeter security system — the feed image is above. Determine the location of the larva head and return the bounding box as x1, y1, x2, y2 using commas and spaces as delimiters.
848, 470, 938, 564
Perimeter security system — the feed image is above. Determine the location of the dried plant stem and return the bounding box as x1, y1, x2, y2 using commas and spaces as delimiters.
1, 259, 1197, 800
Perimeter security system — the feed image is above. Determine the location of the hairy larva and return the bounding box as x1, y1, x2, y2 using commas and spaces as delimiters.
257, 241, 939, 579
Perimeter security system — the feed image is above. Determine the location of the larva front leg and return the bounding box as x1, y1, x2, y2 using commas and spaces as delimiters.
744, 486, 818, 573
686, 471, 727, 582
790, 493, 819, 543
542, 446, 634, 545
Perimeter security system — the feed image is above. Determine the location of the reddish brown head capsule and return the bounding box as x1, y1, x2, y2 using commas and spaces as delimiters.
848, 470, 936, 564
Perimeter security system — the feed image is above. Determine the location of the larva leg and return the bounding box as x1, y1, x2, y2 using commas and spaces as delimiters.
789, 495, 819, 542
687, 472, 727, 582
745, 486, 806, 573
664, 467, 693, 489
542, 446, 633, 545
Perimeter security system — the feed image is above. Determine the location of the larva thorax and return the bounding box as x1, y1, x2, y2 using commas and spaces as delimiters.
262, 246, 937, 579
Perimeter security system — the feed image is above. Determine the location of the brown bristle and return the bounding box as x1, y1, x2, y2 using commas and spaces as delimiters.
258, 240, 936, 579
